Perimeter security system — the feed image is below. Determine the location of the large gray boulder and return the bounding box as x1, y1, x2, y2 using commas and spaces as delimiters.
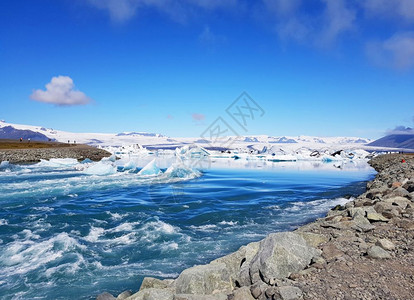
175, 263, 232, 295
278, 286, 303, 300
249, 232, 319, 285
97, 292, 116, 300
125, 288, 174, 300
140, 277, 174, 291
175, 241, 260, 295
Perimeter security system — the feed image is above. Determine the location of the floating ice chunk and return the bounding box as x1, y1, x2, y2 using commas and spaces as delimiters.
37, 158, 79, 168
138, 159, 161, 176
81, 158, 93, 164
102, 154, 117, 162
84, 162, 117, 175
164, 162, 201, 179
175, 145, 209, 159
122, 160, 137, 171
0, 161, 10, 169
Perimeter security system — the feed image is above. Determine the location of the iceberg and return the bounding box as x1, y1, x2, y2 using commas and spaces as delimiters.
164, 162, 201, 179
0, 161, 10, 169
138, 159, 161, 176
175, 145, 210, 159
122, 159, 138, 171
84, 162, 117, 176
102, 154, 117, 162
37, 158, 79, 168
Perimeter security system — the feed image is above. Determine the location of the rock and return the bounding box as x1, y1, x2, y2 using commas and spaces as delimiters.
392, 182, 402, 188
146, 278, 174, 290
250, 281, 267, 299
175, 263, 232, 295
352, 222, 375, 233
366, 188, 387, 199
140, 277, 173, 291
117, 291, 132, 300
366, 245, 391, 259
331, 204, 346, 211
126, 288, 173, 300
386, 196, 412, 209
278, 286, 302, 300
228, 286, 255, 300
265, 286, 280, 298
97, 292, 116, 300
386, 187, 410, 198
366, 212, 389, 222
174, 294, 227, 300
403, 181, 414, 193
211, 241, 259, 288
295, 232, 328, 248
321, 243, 344, 261
311, 256, 326, 265
376, 239, 396, 251
374, 201, 396, 214
249, 232, 319, 284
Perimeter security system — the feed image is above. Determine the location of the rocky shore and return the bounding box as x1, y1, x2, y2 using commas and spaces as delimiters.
98, 154, 414, 300
0, 144, 111, 163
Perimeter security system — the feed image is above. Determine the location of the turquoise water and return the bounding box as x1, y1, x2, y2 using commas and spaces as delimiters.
0, 159, 375, 299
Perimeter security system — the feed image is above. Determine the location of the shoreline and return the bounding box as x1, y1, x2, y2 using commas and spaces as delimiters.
0, 141, 111, 163
97, 154, 414, 300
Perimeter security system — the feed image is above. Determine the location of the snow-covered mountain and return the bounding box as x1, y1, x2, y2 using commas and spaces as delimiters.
0, 120, 373, 151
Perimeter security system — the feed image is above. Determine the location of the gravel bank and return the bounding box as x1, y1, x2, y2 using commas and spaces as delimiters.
0, 144, 111, 163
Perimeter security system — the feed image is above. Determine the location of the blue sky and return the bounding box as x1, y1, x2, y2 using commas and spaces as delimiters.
0, 0, 413, 138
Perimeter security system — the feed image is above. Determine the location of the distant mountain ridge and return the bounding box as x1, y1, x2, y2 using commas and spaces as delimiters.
0, 121, 373, 149
0, 126, 52, 141
368, 134, 414, 150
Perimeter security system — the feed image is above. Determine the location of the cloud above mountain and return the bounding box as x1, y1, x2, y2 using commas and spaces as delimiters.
386, 125, 414, 135
30, 76, 92, 106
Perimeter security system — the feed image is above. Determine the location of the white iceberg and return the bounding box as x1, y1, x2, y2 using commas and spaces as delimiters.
138, 159, 161, 176
84, 162, 117, 175
37, 158, 79, 168
164, 162, 201, 179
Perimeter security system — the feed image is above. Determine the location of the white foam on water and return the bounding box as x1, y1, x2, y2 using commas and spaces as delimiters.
44, 253, 86, 278
83, 227, 105, 242
265, 205, 281, 210
0, 219, 8, 225
189, 224, 218, 232
0, 232, 85, 276
285, 197, 353, 214
33, 206, 54, 212
106, 211, 129, 221
218, 221, 238, 226
160, 241, 179, 252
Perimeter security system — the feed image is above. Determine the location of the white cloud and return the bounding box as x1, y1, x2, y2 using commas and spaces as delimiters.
366, 32, 414, 69
319, 0, 356, 46
87, 0, 238, 23
87, 0, 139, 22
263, 0, 356, 47
363, 0, 414, 23
30, 76, 92, 106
